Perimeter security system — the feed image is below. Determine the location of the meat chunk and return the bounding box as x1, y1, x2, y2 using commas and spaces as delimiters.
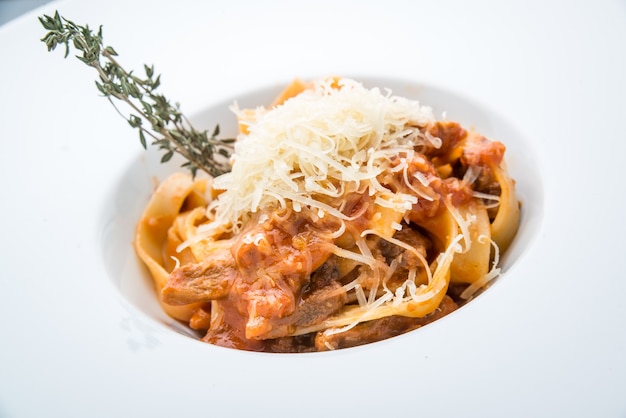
381, 152, 448, 223
461, 131, 505, 168
229, 207, 342, 339
244, 267, 348, 341
421, 120, 467, 163
265, 334, 318, 353
373, 226, 431, 288
314, 295, 458, 351
378, 226, 430, 265
296, 282, 347, 327
162, 248, 238, 305
254, 281, 348, 340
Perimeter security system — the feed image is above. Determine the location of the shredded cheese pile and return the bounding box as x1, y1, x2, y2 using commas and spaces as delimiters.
201, 78, 437, 234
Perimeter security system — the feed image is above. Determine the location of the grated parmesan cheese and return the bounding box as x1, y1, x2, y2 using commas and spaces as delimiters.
197, 78, 435, 236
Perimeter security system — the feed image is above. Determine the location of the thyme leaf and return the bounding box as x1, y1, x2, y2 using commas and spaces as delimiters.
39, 11, 234, 177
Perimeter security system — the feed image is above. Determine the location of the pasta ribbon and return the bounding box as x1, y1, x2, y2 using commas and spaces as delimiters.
449, 199, 491, 284
134, 173, 208, 321
490, 160, 520, 253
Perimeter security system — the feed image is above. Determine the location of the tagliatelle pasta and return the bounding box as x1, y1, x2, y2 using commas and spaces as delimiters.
134, 77, 520, 352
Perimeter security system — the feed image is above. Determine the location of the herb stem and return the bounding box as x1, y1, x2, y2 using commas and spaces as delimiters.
39, 11, 234, 177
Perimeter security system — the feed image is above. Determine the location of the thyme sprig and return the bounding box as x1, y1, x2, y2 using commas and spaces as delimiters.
39, 11, 234, 177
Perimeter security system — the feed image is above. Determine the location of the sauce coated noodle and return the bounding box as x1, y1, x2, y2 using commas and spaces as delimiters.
134, 78, 520, 352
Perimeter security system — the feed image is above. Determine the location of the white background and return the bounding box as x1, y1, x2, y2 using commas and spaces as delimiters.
1, 1, 625, 417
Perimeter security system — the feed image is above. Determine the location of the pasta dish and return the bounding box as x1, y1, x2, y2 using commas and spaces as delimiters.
134, 77, 520, 352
